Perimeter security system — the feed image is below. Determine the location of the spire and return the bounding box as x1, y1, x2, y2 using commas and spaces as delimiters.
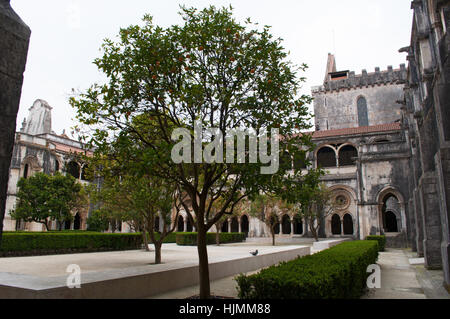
324, 53, 337, 83
24, 99, 52, 135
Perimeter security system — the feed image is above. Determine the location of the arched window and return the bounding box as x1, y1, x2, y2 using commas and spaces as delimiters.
23, 164, 29, 179
186, 218, 193, 232
293, 152, 307, 170
231, 217, 239, 233
280, 152, 292, 170
293, 217, 303, 234
66, 161, 80, 179
331, 214, 341, 235
317, 146, 337, 168
55, 160, 60, 172
343, 214, 354, 235
281, 215, 291, 234
338, 145, 358, 166
357, 97, 369, 127
240, 215, 249, 236
221, 220, 229, 233
177, 216, 184, 232
74, 213, 81, 230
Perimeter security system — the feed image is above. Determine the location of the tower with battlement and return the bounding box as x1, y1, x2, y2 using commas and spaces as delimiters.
312, 54, 407, 131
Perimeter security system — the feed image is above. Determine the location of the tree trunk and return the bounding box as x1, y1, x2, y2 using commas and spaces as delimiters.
216, 226, 220, 246
271, 228, 276, 246
154, 241, 162, 264
197, 227, 211, 299
0, 0, 31, 249
142, 230, 150, 251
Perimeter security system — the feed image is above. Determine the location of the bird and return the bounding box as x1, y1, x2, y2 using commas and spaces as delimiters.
250, 249, 258, 256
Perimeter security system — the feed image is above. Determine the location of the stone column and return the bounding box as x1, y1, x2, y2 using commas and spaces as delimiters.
0, 0, 31, 246
238, 217, 242, 233
227, 219, 231, 233
183, 219, 187, 232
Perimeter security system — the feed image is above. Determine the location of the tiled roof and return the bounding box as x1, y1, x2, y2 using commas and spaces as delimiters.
309, 122, 402, 139
52, 142, 93, 156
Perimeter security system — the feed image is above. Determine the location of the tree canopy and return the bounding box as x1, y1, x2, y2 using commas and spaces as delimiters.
70, 5, 315, 298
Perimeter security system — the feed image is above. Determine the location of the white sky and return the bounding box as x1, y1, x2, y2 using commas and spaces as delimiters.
11, 0, 413, 136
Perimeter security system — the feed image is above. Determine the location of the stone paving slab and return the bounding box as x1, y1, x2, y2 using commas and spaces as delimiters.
0, 242, 310, 299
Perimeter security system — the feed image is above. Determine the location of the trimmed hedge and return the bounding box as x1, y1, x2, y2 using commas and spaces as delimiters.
235, 241, 379, 299
147, 232, 178, 243
176, 232, 246, 246
365, 235, 386, 252
0, 232, 142, 257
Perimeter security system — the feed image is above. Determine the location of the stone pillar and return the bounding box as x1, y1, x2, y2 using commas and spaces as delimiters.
290, 220, 294, 235
227, 219, 231, 233
0, 0, 31, 246
238, 218, 242, 233
419, 174, 443, 269
183, 219, 187, 232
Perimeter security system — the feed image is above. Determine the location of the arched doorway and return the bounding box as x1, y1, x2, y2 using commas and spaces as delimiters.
293, 217, 303, 234
343, 214, 353, 235
177, 216, 184, 232
331, 214, 341, 235
64, 219, 71, 230
186, 218, 193, 232
241, 215, 249, 236
221, 220, 229, 233
281, 215, 291, 234
66, 161, 80, 179
74, 213, 81, 230
379, 192, 403, 233
384, 211, 398, 232
231, 217, 239, 233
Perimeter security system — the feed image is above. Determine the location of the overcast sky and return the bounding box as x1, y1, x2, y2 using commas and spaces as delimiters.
11, 0, 413, 136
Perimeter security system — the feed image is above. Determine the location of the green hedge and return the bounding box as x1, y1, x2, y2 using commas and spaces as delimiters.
365, 235, 386, 252
176, 232, 246, 246
235, 241, 379, 299
0, 232, 142, 257
146, 232, 178, 243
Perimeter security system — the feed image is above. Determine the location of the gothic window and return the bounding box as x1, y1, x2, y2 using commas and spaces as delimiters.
331, 214, 341, 235
317, 146, 337, 168
343, 214, 354, 235
294, 152, 307, 170
338, 145, 358, 166
357, 97, 369, 127
66, 161, 80, 179
23, 164, 29, 179
231, 217, 239, 233
281, 215, 291, 234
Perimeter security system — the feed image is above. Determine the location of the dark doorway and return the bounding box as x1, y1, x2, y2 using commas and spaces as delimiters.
221, 220, 229, 233
66, 161, 80, 179
177, 216, 184, 232
282, 215, 291, 234
294, 217, 303, 234
74, 213, 81, 230
64, 220, 71, 230
23, 164, 29, 179
241, 215, 249, 236
331, 214, 341, 235
231, 217, 239, 233
186, 218, 193, 232
343, 214, 353, 235
384, 211, 398, 232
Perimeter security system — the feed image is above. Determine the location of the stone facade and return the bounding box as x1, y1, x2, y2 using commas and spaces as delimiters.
3, 99, 92, 232
0, 0, 31, 240
402, 0, 450, 285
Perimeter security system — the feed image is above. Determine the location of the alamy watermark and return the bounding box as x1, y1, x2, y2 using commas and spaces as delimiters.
66, 264, 81, 289
367, 264, 381, 289
171, 121, 280, 174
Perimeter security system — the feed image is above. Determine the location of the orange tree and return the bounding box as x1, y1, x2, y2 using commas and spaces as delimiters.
70, 6, 313, 298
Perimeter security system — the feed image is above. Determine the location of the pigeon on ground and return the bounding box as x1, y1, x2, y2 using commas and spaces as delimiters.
250, 249, 258, 256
